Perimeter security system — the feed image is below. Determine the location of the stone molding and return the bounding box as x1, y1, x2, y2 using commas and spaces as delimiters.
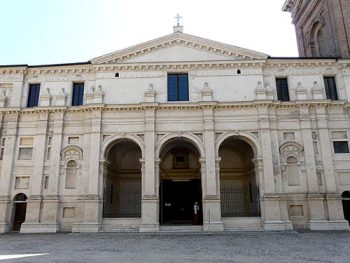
0, 100, 346, 116
1, 59, 347, 75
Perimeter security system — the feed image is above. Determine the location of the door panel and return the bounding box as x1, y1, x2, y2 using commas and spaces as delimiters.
160, 179, 202, 225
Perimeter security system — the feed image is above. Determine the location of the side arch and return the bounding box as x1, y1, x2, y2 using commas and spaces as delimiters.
156, 132, 205, 159
215, 131, 261, 158
101, 134, 145, 160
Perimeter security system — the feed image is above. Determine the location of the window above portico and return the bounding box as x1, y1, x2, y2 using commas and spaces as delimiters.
167, 73, 189, 101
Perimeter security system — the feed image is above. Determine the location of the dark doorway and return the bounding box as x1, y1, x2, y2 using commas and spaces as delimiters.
13, 193, 27, 231
342, 191, 350, 224
160, 179, 202, 225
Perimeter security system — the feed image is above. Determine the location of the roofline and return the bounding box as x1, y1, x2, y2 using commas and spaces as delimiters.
29, 61, 91, 68
0, 61, 91, 69
0, 64, 28, 68
268, 56, 340, 60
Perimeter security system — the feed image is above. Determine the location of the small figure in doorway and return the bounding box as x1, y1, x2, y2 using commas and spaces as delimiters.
193, 202, 200, 225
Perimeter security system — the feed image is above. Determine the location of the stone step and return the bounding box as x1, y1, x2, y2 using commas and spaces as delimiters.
159, 225, 203, 232
100, 226, 139, 233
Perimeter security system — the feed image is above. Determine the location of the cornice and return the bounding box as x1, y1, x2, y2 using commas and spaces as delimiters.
93, 60, 266, 72
265, 58, 338, 68
0, 67, 27, 75
282, 0, 294, 12
1, 58, 346, 77
0, 100, 347, 115
0, 65, 95, 75
27, 65, 95, 75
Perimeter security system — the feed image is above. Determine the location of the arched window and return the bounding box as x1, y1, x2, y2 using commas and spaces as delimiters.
286, 156, 300, 186
13, 193, 27, 231
65, 160, 77, 189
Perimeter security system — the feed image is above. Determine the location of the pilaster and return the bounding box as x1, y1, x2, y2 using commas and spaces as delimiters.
299, 106, 329, 229
140, 104, 159, 232
21, 113, 49, 233
257, 104, 288, 230
315, 105, 349, 230
201, 102, 223, 232
0, 113, 19, 233
72, 109, 102, 233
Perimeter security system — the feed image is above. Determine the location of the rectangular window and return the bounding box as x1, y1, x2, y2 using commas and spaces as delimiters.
333, 141, 349, 154
18, 148, 33, 160
72, 83, 84, 106
27, 84, 40, 107
167, 74, 189, 101
324, 77, 338, 101
18, 137, 34, 160
276, 78, 290, 101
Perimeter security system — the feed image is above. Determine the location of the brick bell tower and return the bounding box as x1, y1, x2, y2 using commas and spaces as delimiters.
283, 0, 350, 58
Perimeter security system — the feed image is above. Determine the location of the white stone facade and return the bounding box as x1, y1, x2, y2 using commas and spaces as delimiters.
0, 30, 350, 233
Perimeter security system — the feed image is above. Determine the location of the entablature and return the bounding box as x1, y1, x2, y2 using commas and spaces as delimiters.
0, 100, 347, 115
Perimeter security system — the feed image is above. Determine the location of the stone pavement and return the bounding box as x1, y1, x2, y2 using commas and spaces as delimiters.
0, 231, 349, 263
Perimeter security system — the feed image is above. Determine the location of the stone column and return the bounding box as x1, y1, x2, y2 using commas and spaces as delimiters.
257, 104, 287, 230
73, 108, 102, 233
201, 102, 223, 232
40, 111, 64, 233
0, 113, 19, 233
140, 104, 159, 232
21, 113, 49, 233
315, 105, 349, 230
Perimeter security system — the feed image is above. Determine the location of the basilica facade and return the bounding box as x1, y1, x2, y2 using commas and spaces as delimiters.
0, 14, 350, 233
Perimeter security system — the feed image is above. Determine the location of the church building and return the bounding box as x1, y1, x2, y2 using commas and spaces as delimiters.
0, 2, 350, 233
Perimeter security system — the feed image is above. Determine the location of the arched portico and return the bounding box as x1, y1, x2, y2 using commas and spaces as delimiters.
216, 133, 262, 230
157, 136, 203, 226
102, 139, 143, 219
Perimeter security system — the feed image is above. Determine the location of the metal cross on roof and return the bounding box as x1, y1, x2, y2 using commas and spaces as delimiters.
174, 13, 182, 26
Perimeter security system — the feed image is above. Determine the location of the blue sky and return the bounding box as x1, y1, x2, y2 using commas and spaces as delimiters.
0, 0, 297, 65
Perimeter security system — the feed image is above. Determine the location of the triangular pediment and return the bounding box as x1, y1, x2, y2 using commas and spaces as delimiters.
91, 32, 268, 65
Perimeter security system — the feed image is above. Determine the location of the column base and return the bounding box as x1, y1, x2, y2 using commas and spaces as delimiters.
139, 223, 159, 232
72, 222, 100, 233
263, 220, 294, 231
0, 223, 10, 234
203, 222, 224, 232
20, 223, 58, 233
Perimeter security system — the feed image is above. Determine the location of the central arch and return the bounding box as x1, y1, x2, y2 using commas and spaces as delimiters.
158, 137, 203, 225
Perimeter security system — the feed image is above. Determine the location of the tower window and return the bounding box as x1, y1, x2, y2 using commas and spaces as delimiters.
237, 69, 241, 75
115, 73, 120, 77
324, 77, 338, 101
276, 78, 290, 101
167, 73, 189, 101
